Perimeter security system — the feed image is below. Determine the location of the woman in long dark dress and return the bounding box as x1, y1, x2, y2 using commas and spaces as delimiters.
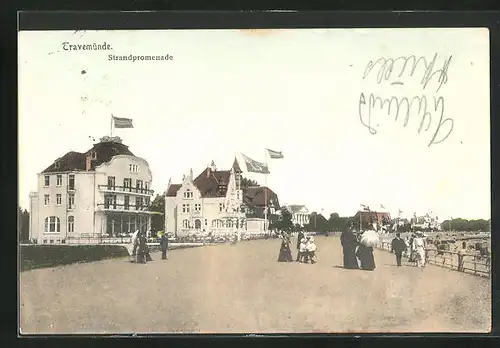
277, 232, 294, 262
340, 227, 359, 269
356, 243, 376, 271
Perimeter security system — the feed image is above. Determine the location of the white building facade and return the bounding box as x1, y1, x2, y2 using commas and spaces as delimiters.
165, 160, 247, 238
29, 136, 155, 244
283, 205, 310, 227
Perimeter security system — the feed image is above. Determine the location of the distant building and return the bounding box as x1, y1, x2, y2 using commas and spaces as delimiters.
165, 159, 280, 237
29, 136, 155, 244
411, 212, 442, 231
354, 210, 391, 230
283, 204, 310, 227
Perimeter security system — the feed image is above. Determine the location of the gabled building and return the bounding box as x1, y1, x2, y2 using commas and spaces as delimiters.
164, 159, 280, 237
29, 136, 155, 244
354, 210, 391, 230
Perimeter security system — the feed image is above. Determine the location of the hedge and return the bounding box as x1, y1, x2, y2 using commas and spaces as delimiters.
20, 244, 130, 272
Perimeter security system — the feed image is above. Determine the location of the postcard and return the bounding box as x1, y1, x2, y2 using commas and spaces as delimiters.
18, 27, 491, 334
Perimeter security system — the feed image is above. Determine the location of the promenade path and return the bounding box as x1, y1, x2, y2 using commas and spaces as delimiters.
20, 236, 491, 334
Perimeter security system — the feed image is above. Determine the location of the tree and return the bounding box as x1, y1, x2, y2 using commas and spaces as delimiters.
305, 212, 328, 233
241, 177, 260, 193
150, 194, 165, 234
275, 207, 294, 232
19, 207, 30, 242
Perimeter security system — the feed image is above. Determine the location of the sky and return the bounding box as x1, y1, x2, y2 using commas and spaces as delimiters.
18, 28, 490, 220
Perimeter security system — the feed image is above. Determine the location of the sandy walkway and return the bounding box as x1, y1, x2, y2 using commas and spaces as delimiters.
20, 236, 491, 334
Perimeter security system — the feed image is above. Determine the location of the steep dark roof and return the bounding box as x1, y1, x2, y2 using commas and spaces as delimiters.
194, 168, 231, 198
42, 151, 86, 173
244, 186, 280, 208
166, 167, 232, 198
166, 184, 182, 197
232, 158, 242, 173
42, 140, 135, 173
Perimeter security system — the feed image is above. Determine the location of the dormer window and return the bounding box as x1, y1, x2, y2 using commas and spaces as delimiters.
91, 151, 97, 160
55, 161, 60, 169
184, 189, 193, 199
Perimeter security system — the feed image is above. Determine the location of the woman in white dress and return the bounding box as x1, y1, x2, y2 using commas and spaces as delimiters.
412, 232, 427, 267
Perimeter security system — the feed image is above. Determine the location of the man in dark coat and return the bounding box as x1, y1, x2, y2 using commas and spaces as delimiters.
340, 226, 359, 269
296, 230, 305, 261
391, 232, 407, 267
160, 232, 169, 260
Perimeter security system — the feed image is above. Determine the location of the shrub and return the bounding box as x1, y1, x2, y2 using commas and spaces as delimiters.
20, 244, 130, 271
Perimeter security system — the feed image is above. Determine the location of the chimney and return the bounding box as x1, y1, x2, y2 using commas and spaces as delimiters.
85, 154, 92, 171
206, 167, 211, 178
189, 168, 193, 180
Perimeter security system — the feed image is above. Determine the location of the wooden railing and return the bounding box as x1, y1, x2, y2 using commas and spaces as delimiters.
378, 241, 490, 278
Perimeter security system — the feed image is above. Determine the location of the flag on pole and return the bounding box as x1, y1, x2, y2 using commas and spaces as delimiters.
113, 116, 134, 128
360, 204, 370, 211
240, 153, 270, 174
398, 209, 403, 214
380, 204, 386, 209
267, 149, 284, 159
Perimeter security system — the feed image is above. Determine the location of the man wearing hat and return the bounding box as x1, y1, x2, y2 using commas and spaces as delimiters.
391, 232, 407, 267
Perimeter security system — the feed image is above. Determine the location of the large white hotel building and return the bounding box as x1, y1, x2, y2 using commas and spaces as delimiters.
28, 136, 155, 244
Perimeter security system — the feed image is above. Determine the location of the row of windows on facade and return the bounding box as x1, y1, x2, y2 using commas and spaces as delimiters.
181, 218, 245, 229
44, 193, 75, 208
107, 176, 150, 193
104, 195, 150, 209
44, 174, 75, 189
183, 190, 241, 200
44, 216, 75, 233
181, 203, 241, 213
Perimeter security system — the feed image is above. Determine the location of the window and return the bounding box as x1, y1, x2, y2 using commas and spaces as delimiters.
129, 164, 139, 173
144, 197, 150, 206
104, 195, 117, 209
184, 190, 193, 199
55, 162, 60, 169
123, 178, 132, 192
235, 174, 241, 190
68, 193, 75, 209
44, 175, 50, 187
91, 151, 97, 159
219, 203, 225, 212
135, 197, 142, 209
44, 194, 50, 206
68, 216, 74, 232
195, 204, 201, 212
205, 219, 208, 226
107, 176, 115, 190
136, 180, 143, 193
56, 175, 62, 186
68, 174, 75, 190
56, 194, 62, 205
145, 182, 149, 194
124, 196, 130, 210
44, 216, 61, 232
182, 219, 190, 228
182, 204, 190, 213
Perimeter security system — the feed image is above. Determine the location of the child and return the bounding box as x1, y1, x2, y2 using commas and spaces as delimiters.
298, 238, 307, 262
306, 236, 317, 264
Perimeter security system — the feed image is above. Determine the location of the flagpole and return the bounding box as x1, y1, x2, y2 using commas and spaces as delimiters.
110, 114, 114, 137
264, 149, 268, 235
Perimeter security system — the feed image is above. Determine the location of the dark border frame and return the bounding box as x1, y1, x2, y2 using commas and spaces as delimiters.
6, 9, 500, 346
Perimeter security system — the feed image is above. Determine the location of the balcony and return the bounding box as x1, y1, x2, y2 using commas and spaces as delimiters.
97, 203, 154, 214
98, 185, 154, 196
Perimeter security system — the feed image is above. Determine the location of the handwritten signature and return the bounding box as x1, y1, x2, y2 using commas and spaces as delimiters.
363, 54, 452, 93
358, 92, 454, 147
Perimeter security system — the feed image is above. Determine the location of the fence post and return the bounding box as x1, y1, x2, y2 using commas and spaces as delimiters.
474, 256, 477, 275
